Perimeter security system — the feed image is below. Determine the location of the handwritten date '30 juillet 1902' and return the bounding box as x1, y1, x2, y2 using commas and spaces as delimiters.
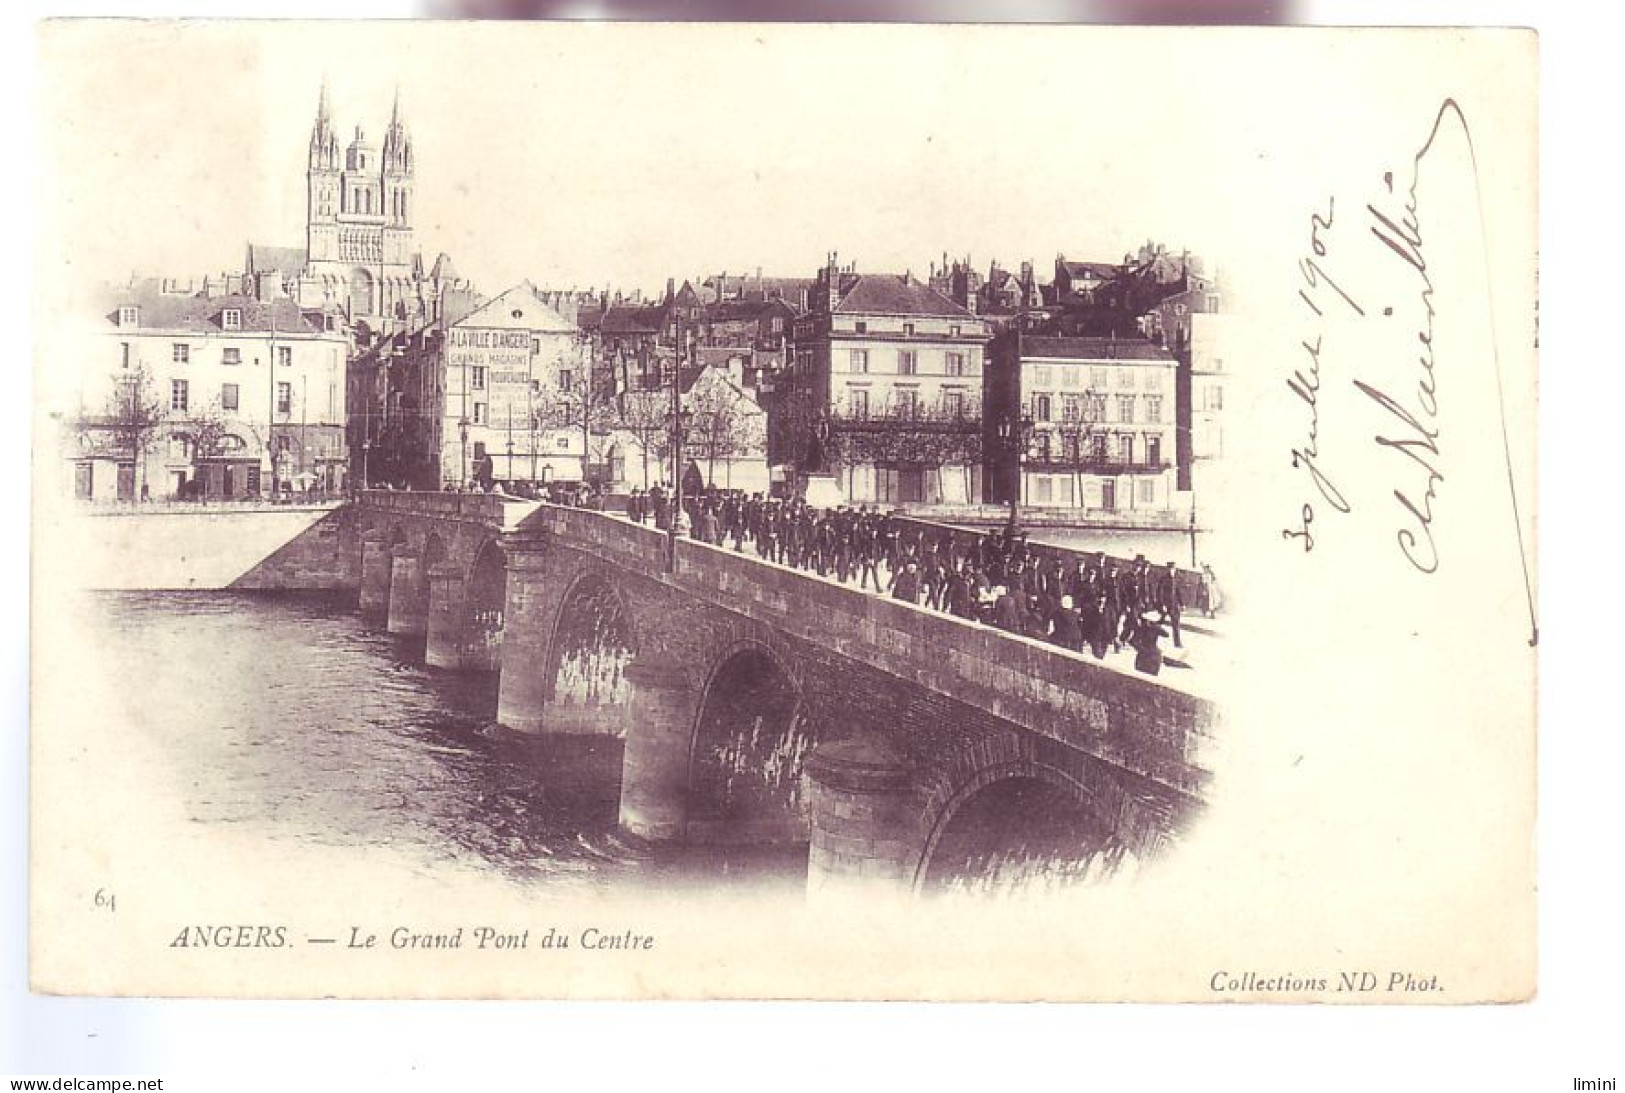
1282, 100, 1478, 576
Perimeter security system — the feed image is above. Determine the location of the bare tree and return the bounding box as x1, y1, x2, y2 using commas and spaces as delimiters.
534, 367, 619, 483
81, 363, 167, 501
685, 375, 765, 489
614, 387, 671, 489
1054, 387, 1105, 507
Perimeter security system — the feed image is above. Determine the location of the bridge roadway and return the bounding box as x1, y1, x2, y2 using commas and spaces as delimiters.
352, 491, 1220, 898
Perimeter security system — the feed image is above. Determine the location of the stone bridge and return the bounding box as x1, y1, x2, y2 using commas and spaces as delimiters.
353, 492, 1219, 897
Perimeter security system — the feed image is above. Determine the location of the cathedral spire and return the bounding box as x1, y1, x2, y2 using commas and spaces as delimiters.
383, 86, 411, 176
309, 77, 337, 170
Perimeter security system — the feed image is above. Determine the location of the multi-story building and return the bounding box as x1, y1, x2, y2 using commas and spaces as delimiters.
779, 254, 989, 505
350, 282, 587, 489
985, 333, 1179, 513
71, 280, 350, 501
1187, 313, 1231, 483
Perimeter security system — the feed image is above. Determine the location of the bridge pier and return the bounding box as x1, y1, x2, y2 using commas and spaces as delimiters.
358, 530, 392, 623
425, 562, 478, 670
386, 546, 427, 636
617, 654, 700, 841
804, 738, 919, 903
496, 548, 551, 733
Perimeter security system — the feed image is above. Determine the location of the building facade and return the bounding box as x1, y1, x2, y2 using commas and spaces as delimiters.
72, 282, 350, 501
986, 334, 1179, 513
780, 255, 989, 505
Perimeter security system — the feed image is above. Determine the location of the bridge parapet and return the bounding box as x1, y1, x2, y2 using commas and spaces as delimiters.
359, 490, 538, 531
509, 503, 1217, 800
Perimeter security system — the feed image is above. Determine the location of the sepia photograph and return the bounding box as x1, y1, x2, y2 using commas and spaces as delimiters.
28, 19, 1538, 1008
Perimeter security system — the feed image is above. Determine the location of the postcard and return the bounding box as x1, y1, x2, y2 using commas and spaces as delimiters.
29, 20, 1537, 1001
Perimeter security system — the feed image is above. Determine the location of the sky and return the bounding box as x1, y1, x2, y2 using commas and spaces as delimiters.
37, 21, 1250, 301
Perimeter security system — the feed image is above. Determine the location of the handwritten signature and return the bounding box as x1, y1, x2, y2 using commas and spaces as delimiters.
1283, 100, 1468, 575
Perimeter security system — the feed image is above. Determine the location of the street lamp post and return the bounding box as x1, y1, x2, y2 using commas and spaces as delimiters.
458, 417, 470, 490
996, 410, 1035, 533
667, 316, 692, 542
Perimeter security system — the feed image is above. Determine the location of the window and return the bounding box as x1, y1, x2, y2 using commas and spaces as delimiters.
848, 387, 870, 418
1145, 395, 1163, 423
949, 325, 961, 338
277, 346, 292, 367
854, 321, 868, 334
902, 323, 915, 336
1090, 366, 1108, 389
118, 306, 139, 327
222, 348, 241, 366
1146, 436, 1162, 466
1091, 434, 1108, 462
945, 352, 966, 377
557, 369, 574, 391
1060, 368, 1079, 389
120, 343, 131, 369
1033, 365, 1053, 386
276, 382, 292, 414
1035, 432, 1052, 462
556, 436, 570, 450
849, 349, 869, 373
895, 389, 919, 418
1033, 394, 1052, 421
472, 366, 487, 391
1117, 395, 1136, 424
898, 351, 917, 375
170, 379, 189, 411
1063, 395, 1082, 421
1090, 394, 1108, 421
1138, 477, 1156, 504
221, 383, 240, 411
222, 309, 242, 331
1033, 477, 1052, 503
473, 402, 487, 425
1116, 368, 1134, 388
168, 435, 189, 460
246, 466, 261, 494
943, 390, 965, 418
172, 343, 189, 364
1119, 435, 1134, 463
771, 317, 784, 334
1205, 385, 1224, 411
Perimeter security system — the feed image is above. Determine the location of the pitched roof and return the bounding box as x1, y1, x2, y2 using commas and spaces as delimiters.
833, 274, 973, 318
1020, 336, 1174, 362
599, 304, 663, 335
451, 282, 576, 334
245, 243, 308, 277
1060, 260, 1121, 280
106, 283, 329, 336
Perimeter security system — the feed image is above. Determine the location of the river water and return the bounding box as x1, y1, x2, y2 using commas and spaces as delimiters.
74, 591, 1128, 902
79, 591, 808, 900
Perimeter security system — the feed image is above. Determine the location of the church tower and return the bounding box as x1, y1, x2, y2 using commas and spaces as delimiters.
380, 89, 415, 269
299, 83, 419, 323
306, 80, 341, 267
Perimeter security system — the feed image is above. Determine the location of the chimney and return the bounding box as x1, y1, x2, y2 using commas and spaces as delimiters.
825, 251, 840, 313
665, 277, 675, 303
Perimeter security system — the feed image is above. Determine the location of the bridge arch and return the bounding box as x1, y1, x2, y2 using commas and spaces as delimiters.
543, 567, 638, 735
912, 761, 1123, 897
450, 536, 507, 672
686, 639, 814, 843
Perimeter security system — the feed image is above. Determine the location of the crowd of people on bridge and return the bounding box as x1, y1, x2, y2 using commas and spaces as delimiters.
615, 485, 1218, 677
